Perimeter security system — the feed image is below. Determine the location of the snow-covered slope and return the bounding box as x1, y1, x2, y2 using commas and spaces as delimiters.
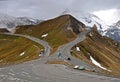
62, 10, 110, 35
61, 10, 120, 41
0, 13, 40, 32
106, 21, 120, 41
112, 20, 120, 29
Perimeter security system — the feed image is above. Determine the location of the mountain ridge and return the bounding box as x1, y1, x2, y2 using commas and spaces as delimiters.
0, 14, 120, 76
15, 14, 86, 50
0, 13, 40, 32
72, 25, 120, 76
106, 20, 120, 41
61, 10, 110, 35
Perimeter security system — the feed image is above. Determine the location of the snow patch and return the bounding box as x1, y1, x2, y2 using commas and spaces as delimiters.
115, 43, 118, 46
41, 33, 48, 38
19, 52, 25, 56
76, 47, 80, 51
74, 65, 79, 69
90, 56, 111, 72
89, 32, 93, 36
67, 27, 72, 30
111, 32, 114, 35
102, 30, 107, 36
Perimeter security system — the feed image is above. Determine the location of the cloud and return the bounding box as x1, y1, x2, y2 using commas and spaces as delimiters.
0, 0, 120, 20
0, 0, 73, 19
93, 9, 120, 25
69, 0, 120, 11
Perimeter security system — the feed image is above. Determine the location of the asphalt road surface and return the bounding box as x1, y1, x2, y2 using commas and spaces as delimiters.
50, 30, 100, 71
0, 59, 120, 82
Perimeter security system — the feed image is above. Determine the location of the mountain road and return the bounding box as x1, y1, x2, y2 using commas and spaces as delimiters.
0, 32, 119, 82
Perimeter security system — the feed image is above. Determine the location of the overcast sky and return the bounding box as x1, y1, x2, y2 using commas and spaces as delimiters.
0, 0, 120, 25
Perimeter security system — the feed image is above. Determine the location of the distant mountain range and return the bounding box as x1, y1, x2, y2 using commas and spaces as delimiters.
61, 10, 120, 42
0, 12, 120, 41
61, 10, 110, 35
106, 20, 120, 41
0, 13, 40, 33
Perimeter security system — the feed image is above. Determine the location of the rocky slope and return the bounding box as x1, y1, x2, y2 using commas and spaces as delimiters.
62, 10, 110, 35
106, 20, 120, 41
72, 25, 120, 76
62, 10, 120, 42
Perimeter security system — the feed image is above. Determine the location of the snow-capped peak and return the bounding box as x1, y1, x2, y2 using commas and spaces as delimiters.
61, 9, 110, 35
105, 20, 120, 41
0, 13, 15, 20
112, 20, 120, 29
0, 13, 40, 32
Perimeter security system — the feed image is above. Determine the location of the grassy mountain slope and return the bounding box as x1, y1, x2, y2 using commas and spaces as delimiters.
72, 25, 120, 76
15, 15, 85, 50
0, 34, 43, 67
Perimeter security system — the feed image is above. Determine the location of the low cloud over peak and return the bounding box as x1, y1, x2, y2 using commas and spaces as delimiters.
0, 0, 120, 25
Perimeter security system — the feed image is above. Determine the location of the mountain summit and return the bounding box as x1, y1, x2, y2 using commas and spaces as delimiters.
15, 14, 86, 35
15, 14, 86, 49
61, 10, 110, 35
61, 10, 120, 42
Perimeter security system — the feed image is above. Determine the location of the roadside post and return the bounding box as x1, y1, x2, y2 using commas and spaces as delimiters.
70, 50, 73, 55
58, 51, 62, 58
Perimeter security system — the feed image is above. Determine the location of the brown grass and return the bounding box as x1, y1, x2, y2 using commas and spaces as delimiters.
0, 34, 43, 67
15, 15, 85, 52
72, 26, 120, 76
